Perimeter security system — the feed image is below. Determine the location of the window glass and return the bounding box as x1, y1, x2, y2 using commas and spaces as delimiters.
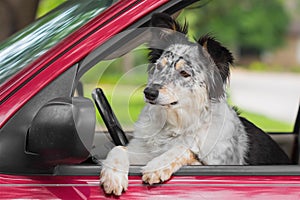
0, 0, 117, 85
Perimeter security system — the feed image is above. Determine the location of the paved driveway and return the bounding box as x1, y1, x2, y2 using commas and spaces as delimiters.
229, 70, 300, 124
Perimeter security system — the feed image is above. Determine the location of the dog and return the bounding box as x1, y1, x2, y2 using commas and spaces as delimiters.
100, 13, 290, 196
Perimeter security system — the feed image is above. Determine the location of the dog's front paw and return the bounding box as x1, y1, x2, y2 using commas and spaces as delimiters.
99, 146, 129, 196
142, 158, 173, 185
141, 146, 200, 185
100, 166, 128, 196
142, 167, 173, 185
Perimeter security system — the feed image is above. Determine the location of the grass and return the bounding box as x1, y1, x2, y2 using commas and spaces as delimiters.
99, 84, 146, 126
245, 61, 300, 74
238, 109, 293, 132
83, 83, 146, 129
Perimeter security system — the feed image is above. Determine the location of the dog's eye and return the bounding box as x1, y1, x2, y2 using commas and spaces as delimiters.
156, 63, 163, 70
179, 70, 191, 78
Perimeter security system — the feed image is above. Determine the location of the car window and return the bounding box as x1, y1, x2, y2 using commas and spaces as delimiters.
77, 0, 299, 166
0, 0, 117, 86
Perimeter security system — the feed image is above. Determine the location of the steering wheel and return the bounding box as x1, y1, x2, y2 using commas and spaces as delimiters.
92, 88, 128, 146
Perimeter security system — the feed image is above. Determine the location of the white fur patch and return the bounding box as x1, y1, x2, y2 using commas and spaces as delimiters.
100, 146, 129, 196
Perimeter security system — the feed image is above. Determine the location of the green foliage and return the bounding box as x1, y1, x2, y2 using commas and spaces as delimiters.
37, 0, 66, 18
179, 0, 290, 52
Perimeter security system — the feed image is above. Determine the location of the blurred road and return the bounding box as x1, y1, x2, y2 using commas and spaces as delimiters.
229, 70, 300, 124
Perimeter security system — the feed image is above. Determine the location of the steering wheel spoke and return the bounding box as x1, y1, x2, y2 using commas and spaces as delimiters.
92, 88, 128, 146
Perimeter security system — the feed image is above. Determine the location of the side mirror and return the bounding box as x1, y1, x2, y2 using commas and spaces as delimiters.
26, 97, 95, 165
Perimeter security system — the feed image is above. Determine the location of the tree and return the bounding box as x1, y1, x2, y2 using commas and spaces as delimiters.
0, 0, 40, 42
179, 0, 290, 53
0, 0, 65, 43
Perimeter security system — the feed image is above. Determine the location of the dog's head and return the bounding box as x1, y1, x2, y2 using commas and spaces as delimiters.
144, 13, 233, 109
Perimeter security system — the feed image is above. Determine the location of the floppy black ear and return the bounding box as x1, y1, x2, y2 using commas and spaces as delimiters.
148, 13, 188, 65
198, 35, 233, 82
150, 13, 188, 35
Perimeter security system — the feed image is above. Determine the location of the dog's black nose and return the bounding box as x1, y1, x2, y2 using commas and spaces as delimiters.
144, 87, 159, 101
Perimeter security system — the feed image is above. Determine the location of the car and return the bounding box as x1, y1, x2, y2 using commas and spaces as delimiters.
0, 0, 300, 199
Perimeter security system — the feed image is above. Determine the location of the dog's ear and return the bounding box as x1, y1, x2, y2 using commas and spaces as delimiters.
148, 13, 188, 66
150, 13, 188, 35
198, 35, 233, 82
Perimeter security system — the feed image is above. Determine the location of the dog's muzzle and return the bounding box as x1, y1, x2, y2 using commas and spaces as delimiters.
144, 84, 178, 106
144, 84, 160, 101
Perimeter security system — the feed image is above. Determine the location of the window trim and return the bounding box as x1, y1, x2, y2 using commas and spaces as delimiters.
55, 164, 300, 176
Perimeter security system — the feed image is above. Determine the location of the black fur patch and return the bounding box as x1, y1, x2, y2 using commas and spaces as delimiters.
150, 13, 188, 35
148, 13, 188, 65
240, 117, 291, 165
198, 35, 233, 83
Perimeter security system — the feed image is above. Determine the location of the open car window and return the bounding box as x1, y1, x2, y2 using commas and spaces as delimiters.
70, 0, 300, 175
75, 3, 298, 170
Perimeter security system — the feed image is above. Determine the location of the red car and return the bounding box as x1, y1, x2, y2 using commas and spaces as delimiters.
0, 0, 300, 199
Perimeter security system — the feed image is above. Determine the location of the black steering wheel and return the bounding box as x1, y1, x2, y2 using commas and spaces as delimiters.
92, 88, 128, 146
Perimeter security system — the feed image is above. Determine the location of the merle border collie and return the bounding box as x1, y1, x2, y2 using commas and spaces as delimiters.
100, 13, 290, 196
